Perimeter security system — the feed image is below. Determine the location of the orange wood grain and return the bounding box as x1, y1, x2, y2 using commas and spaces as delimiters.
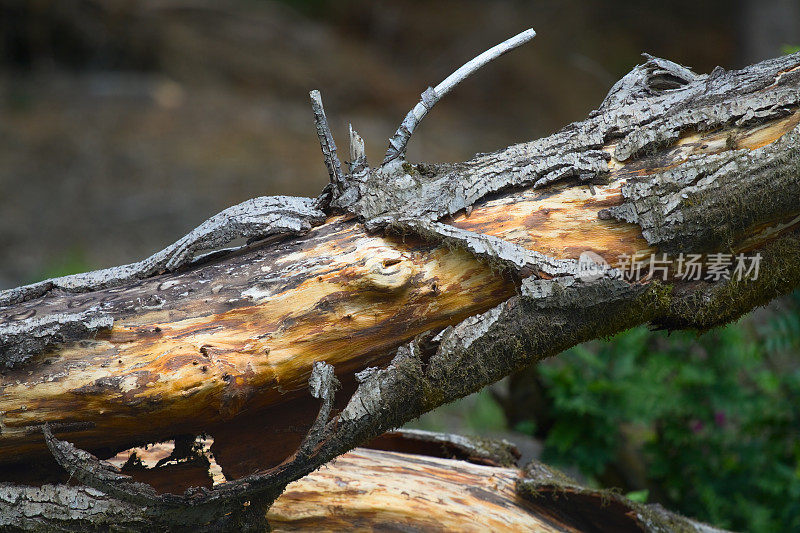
1, 111, 798, 473
268, 448, 555, 532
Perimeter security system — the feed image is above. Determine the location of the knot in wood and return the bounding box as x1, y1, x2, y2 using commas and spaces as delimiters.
361, 251, 414, 293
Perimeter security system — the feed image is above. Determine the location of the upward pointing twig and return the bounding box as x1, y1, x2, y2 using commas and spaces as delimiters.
383, 28, 536, 165
310, 90, 345, 187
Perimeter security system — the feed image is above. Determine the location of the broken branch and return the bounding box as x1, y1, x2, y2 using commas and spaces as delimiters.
309, 89, 346, 191
383, 28, 536, 164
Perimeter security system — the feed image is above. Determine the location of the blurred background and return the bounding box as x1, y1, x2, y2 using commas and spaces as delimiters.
1, 1, 798, 530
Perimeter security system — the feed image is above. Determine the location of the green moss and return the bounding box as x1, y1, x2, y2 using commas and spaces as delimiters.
467, 434, 519, 467
517, 461, 702, 532
657, 233, 800, 331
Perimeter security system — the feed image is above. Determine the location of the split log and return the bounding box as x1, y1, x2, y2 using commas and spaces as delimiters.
1, 32, 799, 529
269, 447, 727, 532
2, 433, 728, 532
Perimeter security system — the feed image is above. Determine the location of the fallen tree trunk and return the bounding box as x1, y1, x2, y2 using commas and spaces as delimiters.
1, 37, 799, 528
2, 434, 728, 532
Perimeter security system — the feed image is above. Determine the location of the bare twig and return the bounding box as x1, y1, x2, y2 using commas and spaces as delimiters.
383, 28, 536, 164
310, 90, 345, 187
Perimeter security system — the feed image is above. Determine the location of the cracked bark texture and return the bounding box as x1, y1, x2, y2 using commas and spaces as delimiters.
343, 53, 800, 230
0, 50, 799, 530
1, 445, 728, 533
0, 195, 324, 370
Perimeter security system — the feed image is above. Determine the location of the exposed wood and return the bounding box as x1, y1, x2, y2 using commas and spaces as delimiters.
0, 49, 799, 529
2, 438, 727, 532
2, 107, 797, 472
267, 448, 572, 532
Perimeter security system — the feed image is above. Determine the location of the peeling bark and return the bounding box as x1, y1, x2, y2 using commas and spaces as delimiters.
346, 53, 800, 230
606, 119, 800, 253
1, 444, 727, 533
0, 196, 324, 370
0, 47, 799, 530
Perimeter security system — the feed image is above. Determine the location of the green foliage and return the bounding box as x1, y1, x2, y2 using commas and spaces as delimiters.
412, 388, 507, 434
625, 489, 649, 503
28, 247, 92, 283
760, 291, 800, 355
783, 45, 800, 55
520, 291, 800, 532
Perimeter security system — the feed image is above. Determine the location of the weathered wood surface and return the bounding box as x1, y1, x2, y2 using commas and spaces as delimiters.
2, 440, 728, 533
268, 448, 546, 532
0, 48, 799, 529
2, 64, 799, 468
268, 448, 724, 533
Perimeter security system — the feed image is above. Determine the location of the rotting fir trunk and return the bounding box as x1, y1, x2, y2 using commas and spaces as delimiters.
1, 29, 799, 529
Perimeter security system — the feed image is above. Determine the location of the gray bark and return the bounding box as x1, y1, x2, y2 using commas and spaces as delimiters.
0, 484, 148, 532
0, 49, 799, 531
0, 196, 324, 370
339, 53, 800, 231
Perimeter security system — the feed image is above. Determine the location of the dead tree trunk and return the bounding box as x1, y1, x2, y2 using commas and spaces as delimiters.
1, 31, 799, 529
2, 432, 730, 532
